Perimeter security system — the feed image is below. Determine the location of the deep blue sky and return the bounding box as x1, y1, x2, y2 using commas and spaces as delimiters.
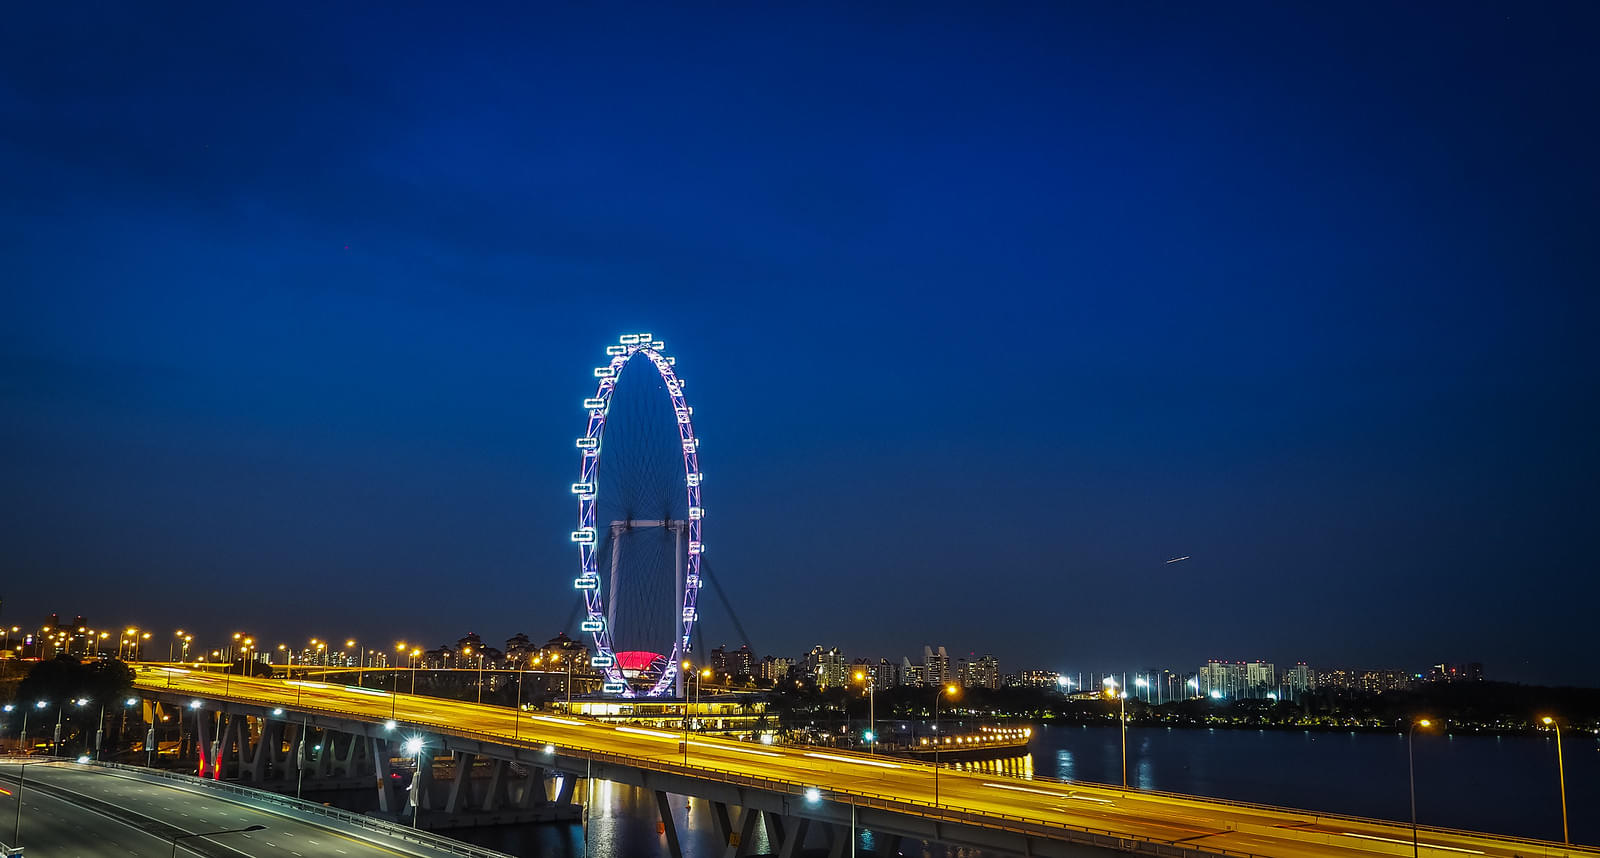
2, 3, 1596, 685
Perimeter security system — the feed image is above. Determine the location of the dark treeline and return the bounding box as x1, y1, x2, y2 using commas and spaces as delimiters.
761, 681, 1600, 735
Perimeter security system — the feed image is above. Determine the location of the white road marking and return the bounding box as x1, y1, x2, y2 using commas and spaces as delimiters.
1340, 833, 1485, 854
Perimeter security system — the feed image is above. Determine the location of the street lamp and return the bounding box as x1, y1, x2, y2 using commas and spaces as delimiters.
310, 639, 327, 680
1540, 717, 1569, 844
1408, 718, 1434, 858
8, 702, 46, 757
347, 639, 367, 687
55, 698, 89, 756
403, 736, 427, 828
410, 648, 422, 695
552, 652, 573, 709
169, 824, 266, 857
933, 683, 958, 805
1104, 677, 1127, 787
395, 642, 409, 693
854, 669, 876, 755
680, 662, 711, 764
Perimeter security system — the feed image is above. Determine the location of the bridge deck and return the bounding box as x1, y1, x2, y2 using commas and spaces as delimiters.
133, 668, 1596, 858
0, 756, 513, 858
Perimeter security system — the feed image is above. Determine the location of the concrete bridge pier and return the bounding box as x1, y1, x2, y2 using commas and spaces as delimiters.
418, 751, 580, 830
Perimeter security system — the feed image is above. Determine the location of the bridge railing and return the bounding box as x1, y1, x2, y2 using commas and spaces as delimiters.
83, 760, 518, 858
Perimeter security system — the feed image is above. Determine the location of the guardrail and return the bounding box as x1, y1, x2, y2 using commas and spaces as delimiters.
80, 759, 517, 858
133, 677, 1593, 858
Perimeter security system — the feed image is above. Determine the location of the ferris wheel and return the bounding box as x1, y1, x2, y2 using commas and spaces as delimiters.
571, 333, 703, 698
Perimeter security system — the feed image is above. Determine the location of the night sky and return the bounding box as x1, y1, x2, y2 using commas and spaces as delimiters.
2, 4, 1596, 685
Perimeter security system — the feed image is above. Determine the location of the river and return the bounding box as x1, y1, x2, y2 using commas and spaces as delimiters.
451, 724, 1597, 857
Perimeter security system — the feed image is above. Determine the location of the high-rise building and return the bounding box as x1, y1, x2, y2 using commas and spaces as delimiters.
730, 645, 755, 678
816, 647, 848, 689
961, 654, 1000, 690
904, 662, 926, 687
924, 645, 950, 686
759, 655, 794, 684
1244, 661, 1276, 695
1285, 663, 1312, 699
1020, 669, 1060, 689
1428, 663, 1484, 683
876, 657, 901, 687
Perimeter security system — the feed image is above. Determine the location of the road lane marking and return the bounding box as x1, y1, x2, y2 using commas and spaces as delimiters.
804, 752, 902, 769
1340, 832, 1485, 854
616, 727, 678, 739
984, 782, 1071, 799
690, 741, 781, 758
529, 715, 585, 726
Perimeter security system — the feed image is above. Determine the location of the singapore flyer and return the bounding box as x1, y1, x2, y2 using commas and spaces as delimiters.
570, 333, 702, 698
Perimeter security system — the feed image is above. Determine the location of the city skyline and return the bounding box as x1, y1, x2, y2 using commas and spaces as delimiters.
3, 4, 1597, 686
0, 605, 1507, 699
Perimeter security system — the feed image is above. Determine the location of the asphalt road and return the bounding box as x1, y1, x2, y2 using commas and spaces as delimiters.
0, 760, 479, 858
138, 668, 1598, 858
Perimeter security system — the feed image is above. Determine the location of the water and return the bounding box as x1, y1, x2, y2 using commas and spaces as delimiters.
452, 725, 1598, 856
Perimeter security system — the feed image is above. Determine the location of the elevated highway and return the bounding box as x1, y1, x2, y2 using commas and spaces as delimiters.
0, 756, 513, 858
133, 667, 1595, 858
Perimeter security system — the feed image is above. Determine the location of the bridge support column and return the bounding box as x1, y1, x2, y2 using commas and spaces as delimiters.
729, 805, 760, 858
371, 737, 398, 815
514, 766, 546, 809
761, 811, 785, 850
445, 752, 476, 814
653, 790, 683, 858
709, 802, 761, 858
554, 772, 576, 806
241, 718, 275, 782
482, 758, 511, 812
777, 817, 810, 858
825, 824, 847, 858
193, 710, 213, 777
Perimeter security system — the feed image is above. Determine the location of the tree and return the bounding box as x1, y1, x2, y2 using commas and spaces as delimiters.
15, 655, 135, 709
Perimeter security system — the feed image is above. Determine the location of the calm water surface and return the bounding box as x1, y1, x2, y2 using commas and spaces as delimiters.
453, 725, 1598, 857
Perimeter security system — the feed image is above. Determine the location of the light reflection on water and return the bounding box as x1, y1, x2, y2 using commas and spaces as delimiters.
435, 725, 1600, 856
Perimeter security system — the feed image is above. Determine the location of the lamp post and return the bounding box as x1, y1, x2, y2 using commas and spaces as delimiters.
55, 698, 89, 756
410, 648, 422, 695
933, 683, 958, 805
680, 662, 710, 764
554, 652, 573, 709
853, 670, 876, 754
347, 639, 366, 687
1103, 677, 1127, 787
394, 642, 409, 694
11, 760, 33, 846
1540, 717, 1569, 844
1408, 718, 1433, 858
310, 639, 327, 680
403, 736, 426, 828
169, 824, 266, 857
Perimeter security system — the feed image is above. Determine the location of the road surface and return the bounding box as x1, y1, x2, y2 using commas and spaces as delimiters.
137, 668, 1597, 858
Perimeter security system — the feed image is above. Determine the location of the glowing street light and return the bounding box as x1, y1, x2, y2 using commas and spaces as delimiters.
1408, 718, 1434, 858
403, 736, 427, 828
1540, 717, 1569, 844
854, 669, 876, 755
933, 684, 959, 805
1104, 677, 1127, 787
